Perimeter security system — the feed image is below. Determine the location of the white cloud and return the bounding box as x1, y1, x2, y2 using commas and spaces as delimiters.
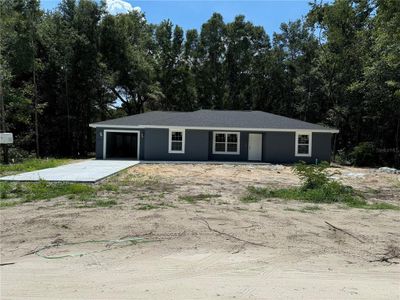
106, 0, 141, 15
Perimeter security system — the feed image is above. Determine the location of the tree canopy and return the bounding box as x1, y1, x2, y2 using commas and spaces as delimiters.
1, 0, 399, 166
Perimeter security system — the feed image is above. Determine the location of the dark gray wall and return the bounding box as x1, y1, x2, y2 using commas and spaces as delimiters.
262, 131, 332, 163
143, 128, 209, 161
95, 127, 333, 163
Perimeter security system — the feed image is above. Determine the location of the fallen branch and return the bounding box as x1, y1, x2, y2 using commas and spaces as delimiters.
369, 256, 400, 264
369, 246, 400, 264
0, 262, 15, 266
199, 219, 266, 247
325, 221, 365, 243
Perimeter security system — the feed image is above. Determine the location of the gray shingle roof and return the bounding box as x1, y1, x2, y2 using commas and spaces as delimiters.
90, 110, 338, 132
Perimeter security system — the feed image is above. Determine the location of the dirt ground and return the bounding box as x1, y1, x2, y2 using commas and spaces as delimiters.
1, 163, 400, 299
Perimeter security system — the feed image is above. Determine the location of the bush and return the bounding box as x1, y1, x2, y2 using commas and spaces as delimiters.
293, 161, 330, 190
350, 142, 378, 166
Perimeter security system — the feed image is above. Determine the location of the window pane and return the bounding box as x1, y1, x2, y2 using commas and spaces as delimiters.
298, 144, 309, 154
215, 143, 225, 152
172, 132, 182, 141
227, 143, 237, 152
215, 134, 226, 143
298, 134, 309, 145
227, 134, 238, 143
171, 141, 182, 151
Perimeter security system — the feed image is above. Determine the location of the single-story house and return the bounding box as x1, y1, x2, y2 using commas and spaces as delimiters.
89, 110, 339, 163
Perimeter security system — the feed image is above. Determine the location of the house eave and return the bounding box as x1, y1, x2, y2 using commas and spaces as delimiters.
89, 123, 339, 134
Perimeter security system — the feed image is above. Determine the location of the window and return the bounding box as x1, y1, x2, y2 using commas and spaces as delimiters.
213, 132, 240, 154
295, 132, 312, 157
168, 129, 185, 153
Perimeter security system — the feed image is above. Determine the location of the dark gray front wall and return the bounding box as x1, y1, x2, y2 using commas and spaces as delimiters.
95, 127, 333, 163
262, 132, 332, 163
143, 128, 209, 161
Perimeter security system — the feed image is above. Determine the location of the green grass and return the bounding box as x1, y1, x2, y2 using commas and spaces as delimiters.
179, 193, 221, 203
284, 205, 321, 213
0, 158, 71, 176
75, 198, 118, 208
98, 183, 119, 192
241, 185, 400, 210
0, 180, 96, 207
94, 199, 117, 207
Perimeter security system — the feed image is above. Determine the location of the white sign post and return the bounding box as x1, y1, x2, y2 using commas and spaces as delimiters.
0, 132, 13, 164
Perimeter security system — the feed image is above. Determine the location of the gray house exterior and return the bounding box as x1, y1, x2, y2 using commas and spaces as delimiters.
89, 110, 338, 164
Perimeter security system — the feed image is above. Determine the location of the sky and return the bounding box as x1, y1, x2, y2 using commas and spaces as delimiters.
40, 0, 315, 36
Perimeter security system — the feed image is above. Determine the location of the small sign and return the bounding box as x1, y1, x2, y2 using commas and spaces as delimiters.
0, 133, 13, 144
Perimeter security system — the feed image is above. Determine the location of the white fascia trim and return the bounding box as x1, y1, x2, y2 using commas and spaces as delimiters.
103, 129, 141, 160
295, 131, 312, 157
212, 131, 240, 155
90, 124, 339, 133
168, 128, 185, 154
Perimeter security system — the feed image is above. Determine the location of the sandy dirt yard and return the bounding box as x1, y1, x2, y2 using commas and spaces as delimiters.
1, 163, 400, 299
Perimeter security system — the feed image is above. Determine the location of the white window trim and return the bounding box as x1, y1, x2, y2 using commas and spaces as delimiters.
103, 129, 140, 160
212, 132, 240, 155
295, 131, 312, 157
168, 128, 185, 154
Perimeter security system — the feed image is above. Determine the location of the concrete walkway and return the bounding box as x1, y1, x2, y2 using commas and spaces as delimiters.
0, 160, 139, 183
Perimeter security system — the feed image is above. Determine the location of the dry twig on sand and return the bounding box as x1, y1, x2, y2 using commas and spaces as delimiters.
325, 221, 365, 243
199, 218, 266, 247
369, 245, 400, 264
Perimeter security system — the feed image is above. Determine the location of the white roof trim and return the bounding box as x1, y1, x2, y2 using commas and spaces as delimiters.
89, 123, 339, 133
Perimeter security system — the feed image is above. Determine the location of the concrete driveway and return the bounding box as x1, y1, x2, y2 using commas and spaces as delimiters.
0, 160, 139, 183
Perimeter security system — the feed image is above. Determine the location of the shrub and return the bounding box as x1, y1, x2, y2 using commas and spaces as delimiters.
350, 142, 378, 166
293, 161, 330, 190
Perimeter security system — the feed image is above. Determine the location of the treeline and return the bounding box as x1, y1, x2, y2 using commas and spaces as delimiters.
0, 0, 399, 166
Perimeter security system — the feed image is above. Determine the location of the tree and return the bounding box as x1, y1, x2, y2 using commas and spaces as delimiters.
100, 11, 162, 115
196, 13, 227, 109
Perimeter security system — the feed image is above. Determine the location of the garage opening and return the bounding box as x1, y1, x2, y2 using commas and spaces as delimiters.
105, 131, 139, 160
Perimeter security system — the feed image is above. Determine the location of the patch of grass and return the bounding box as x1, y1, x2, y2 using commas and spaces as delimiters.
284, 206, 320, 213
240, 162, 399, 210
179, 193, 221, 203
136, 203, 161, 210
98, 183, 119, 192
25, 181, 96, 201
0, 158, 71, 176
0, 180, 96, 206
242, 185, 399, 210
115, 174, 175, 193
284, 207, 298, 212
94, 199, 117, 207
364, 202, 400, 210
0, 200, 23, 208
302, 205, 321, 211
240, 194, 260, 203
0, 182, 13, 199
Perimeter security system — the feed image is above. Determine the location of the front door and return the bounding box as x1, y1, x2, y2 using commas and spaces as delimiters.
248, 133, 262, 161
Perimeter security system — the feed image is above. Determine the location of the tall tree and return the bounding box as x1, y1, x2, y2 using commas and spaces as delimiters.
196, 13, 227, 109
100, 11, 162, 115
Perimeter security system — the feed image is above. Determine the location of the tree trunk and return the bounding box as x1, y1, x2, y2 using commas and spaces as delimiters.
0, 73, 5, 132
33, 45, 39, 158
31, 11, 39, 158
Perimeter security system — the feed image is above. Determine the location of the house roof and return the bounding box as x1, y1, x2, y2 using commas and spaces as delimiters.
89, 110, 338, 133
